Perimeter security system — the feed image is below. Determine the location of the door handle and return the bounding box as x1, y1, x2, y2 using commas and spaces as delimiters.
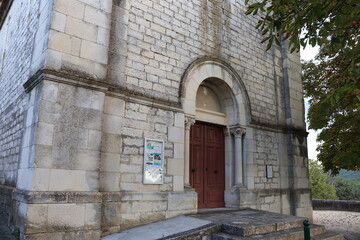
205, 168, 208, 171
192, 169, 196, 173
214, 170, 218, 174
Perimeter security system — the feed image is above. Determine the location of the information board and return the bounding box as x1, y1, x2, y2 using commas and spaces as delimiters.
143, 138, 164, 184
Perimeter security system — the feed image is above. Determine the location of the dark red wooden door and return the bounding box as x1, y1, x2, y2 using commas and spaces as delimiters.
190, 122, 225, 208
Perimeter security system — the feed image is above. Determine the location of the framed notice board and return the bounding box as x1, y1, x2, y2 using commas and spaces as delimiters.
143, 138, 164, 184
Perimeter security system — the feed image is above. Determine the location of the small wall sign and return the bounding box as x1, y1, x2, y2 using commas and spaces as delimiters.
266, 165, 273, 179
143, 138, 164, 184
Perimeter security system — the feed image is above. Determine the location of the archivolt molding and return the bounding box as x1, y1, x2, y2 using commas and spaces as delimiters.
180, 57, 252, 125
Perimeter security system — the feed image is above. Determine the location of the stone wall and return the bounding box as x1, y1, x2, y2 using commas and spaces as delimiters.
0, 0, 52, 226
313, 199, 360, 212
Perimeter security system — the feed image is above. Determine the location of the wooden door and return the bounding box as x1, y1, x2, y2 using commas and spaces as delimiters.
190, 122, 225, 208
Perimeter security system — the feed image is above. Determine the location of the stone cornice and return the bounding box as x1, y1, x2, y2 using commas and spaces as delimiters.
24, 69, 183, 112
12, 189, 102, 204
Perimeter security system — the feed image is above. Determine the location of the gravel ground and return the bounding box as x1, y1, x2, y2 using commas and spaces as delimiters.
313, 210, 360, 240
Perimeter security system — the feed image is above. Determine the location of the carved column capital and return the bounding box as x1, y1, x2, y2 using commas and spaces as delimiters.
230, 127, 246, 137
185, 116, 196, 130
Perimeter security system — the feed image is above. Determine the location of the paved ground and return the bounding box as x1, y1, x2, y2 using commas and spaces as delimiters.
313, 210, 360, 240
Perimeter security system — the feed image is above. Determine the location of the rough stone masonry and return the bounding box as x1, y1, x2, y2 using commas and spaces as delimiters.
0, 0, 312, 239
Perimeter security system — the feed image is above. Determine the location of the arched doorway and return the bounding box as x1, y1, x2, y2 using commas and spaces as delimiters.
190, 84, 226, 208
181, 57, 252, 208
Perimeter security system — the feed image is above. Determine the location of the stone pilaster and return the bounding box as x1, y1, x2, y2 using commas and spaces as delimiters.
184, 116, 196, 187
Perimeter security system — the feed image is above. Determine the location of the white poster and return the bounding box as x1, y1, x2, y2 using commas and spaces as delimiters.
143, 138, 164, 184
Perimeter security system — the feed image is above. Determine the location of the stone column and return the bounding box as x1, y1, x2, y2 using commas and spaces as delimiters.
231, 127, 246, 186
184, 116, 196, 186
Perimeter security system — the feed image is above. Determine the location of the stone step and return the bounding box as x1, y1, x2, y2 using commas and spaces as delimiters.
312, 231, 344, 240
213, 224, 327, 240
220, 218, 305, 236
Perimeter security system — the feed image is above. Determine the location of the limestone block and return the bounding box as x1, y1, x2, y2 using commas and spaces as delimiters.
155, 123, 167, 133
27, 230, 102, 240
100, 153, 121, 172
51, 11, 67, 32
72, 108, 102, 130
167, 158, 184, 176
173, 175, 184, 191
85, 203, 101, 227
66, 16, 97, 42
104, 96, 125, 116
74, 87, 93, 108
261, 204, 270, 211
85, 171, 99, 191
48, 203, 85, 228
80, 40, 108, 64
48, 30, 81, 56
42, 81, 59, 103
264, 196, 274, 204
70, 149, 99, 171
100, 172, 120, 191
102, 202, 122, 226
246, 176, 255, 189
165, 209, 197, 219
103, 114, 122, 134
295, 177, 309, 188
120, 212, 141, 229
84, 5, 110, 29
125, 110, 148, 121
141, 192, 167, 201
174, 113, 185, 127
45, 49, 63, 70
32, 168, 51, 191
101, 133, 122, 154
49, 169, 85, 191
129, 155, 143, 165
120, 163, 142, 174
88, 130, 102, 150
167, 192, 197, 211
173, 143, 184, 159
61, 54, 96, 77
168, 126, 184, 143
121, 192, 143, 201
140, 211, 166, 226
54, 0, 85, 19
96, 27, 110, 47
90, 91, 105, 110
53, 125, 88, 149
36, 122, 54, 146
26, 204, 48, 233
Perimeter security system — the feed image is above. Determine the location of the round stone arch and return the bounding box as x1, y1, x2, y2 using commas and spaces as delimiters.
181, 57, 252, 207
181, 57, 251, 125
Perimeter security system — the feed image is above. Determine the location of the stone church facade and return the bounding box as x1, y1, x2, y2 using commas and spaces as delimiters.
0, 0, 312, 239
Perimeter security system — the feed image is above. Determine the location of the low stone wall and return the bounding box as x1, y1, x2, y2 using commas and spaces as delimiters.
312, 199, 360, 212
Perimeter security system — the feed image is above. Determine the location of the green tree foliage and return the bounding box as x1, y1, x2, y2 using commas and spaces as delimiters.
308, 159, 338, 200
245, 0, 360, 174
334, 178, 360, 200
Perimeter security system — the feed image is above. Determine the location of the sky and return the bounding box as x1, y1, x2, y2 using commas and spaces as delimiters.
300, 45, 320, 160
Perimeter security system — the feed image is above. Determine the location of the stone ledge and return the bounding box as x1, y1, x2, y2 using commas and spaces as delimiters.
23, 69, 182, 110
312, 199, 360, 212
12, 190, 102, 204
